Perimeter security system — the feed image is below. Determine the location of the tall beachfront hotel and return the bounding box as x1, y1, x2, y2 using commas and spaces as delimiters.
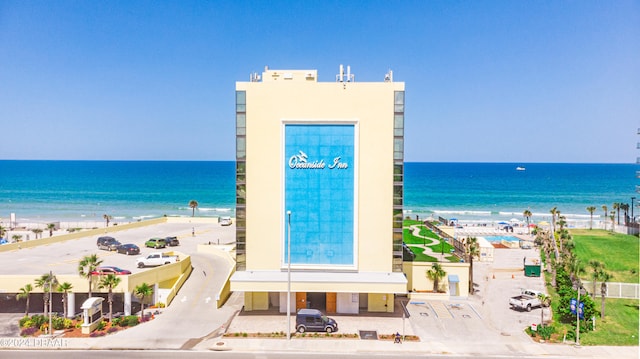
230, 66, 407, 314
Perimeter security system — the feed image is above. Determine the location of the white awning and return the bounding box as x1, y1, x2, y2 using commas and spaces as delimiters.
231, 270, 407, 294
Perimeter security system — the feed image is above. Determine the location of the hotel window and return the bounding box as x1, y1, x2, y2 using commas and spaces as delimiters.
235, 90, 247, 270
392, 90, 404, 273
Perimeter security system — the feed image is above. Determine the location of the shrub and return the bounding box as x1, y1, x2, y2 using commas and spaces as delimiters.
112, 318, 121, 326
126, 315, 139, 327
20, 327, 37, 337
19, 317, 32, 329
96, 320, 107, 331
538, 325, 555, 340
63, 318, 74, 329
52, 316, 66, 330
157, 302, 166, 308
90, 331, 106, 337
30, 314, 47, 329
107, 327, 119, 334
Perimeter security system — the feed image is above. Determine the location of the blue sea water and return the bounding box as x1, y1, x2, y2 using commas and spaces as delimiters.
0, 161, 636, 226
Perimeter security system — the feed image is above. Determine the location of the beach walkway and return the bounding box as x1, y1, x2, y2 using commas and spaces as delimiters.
406, 224, 449, 261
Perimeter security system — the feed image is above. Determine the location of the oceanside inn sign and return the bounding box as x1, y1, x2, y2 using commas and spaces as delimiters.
288, 150, 348, 169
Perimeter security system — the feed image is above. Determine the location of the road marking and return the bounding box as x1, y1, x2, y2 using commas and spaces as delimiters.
205, 297, 211, 304
181, 296, 187, 303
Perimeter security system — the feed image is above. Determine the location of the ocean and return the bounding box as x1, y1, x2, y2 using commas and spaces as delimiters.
0, 161, 636, 227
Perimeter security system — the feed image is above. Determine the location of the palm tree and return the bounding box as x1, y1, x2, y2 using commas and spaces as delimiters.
426, 262, 447, 293
588, 260, 604, 295
46, 223, 56, 237
12, 234, 22, 243
0, 224, 6, 238
34, 273, 57, 316
134, 283, 154, 320
103, 214, 112, 227
98, 274, 121, 322
16, 284, 33, 316
32, 228, 43, 239
613, 202, 621, 225
537, 293, 550, 326
621, 203, 629, 225
599, 271, 612, 319
57, 282, 73, 319
523, 209, 532, 234
601, 205, 608, 230
78, 254, 103, 298
610, 211, 616, 232
188, 200, 199, 217
549, 207, 560, 259
466, 237, 480, 294
586, 206, 596, 230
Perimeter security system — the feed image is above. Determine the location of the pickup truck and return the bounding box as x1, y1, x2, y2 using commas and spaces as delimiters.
136, 252, 180, 268
509, 289, 543, 312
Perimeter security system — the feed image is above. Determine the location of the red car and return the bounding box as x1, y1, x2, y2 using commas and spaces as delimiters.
91, 266, 132, 275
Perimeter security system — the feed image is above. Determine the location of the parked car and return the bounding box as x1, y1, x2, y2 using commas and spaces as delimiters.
136, 252, 180, 268
509, 289, 543, 312
145, 237, 166, 249
96, 236, 120, 251
116, 243, 140, 255
91, 266, 132, 275
219, 216, 232, 226
295, 309, 338, 333
164, 236, 180, 246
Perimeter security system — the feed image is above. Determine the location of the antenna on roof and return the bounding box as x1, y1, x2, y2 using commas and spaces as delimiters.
384, 69, 393, 82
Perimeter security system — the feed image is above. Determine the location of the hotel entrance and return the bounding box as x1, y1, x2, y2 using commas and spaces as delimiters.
294, 292, 338, 313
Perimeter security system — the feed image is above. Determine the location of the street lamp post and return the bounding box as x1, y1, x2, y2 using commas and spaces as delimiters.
286, 210, 292, 340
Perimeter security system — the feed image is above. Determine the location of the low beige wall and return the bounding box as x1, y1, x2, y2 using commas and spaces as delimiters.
403, 261, 470, 298
197, 244, 236, 308
0, 217, 168, 253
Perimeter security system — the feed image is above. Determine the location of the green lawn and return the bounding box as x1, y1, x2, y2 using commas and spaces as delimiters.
579, 298, 639, 346
571, 229, 639, 283
403, 221, 456, 262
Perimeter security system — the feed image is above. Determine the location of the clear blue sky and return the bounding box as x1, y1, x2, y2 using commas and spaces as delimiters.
1, 1, 638, 162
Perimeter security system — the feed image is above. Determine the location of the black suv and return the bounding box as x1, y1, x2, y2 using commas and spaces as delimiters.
96, 236, 120, 251
164, 236, 180, 247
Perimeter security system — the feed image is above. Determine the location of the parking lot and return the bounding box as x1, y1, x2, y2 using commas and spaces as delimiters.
0, 220, 235, 276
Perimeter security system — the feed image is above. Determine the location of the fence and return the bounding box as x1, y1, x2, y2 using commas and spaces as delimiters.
581, 281, 640, 300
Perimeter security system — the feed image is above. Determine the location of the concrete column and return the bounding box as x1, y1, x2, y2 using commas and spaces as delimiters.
124, 292, 132, 316
67, 292, 75, 318
154, 283, 159, 305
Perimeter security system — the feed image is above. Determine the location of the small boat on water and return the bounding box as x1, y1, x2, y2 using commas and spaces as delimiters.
516, 166, 526, 171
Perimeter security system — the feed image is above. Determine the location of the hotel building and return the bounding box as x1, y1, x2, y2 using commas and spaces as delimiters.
230, 66, 407, 314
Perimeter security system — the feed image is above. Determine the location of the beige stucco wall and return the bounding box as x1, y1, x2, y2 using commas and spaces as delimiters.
238, 78, 404, 275
403, 261, 470, 298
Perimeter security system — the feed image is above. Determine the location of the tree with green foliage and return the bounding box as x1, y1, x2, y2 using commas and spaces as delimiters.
588, 260, 604, 296
426, 263, 447, 293
189, 200, 199, 217
612, 202, 621, 225
46, 223, 56, 237
523, 209, 532, 234
549, 207, 560, 259
78, 254, 103, 298
11, 234, 22, 243
16, 284, 33, 316
34, 273, 57, 316
99, 274, 121, 322
56, 282, 73, 319
599, 271, 612, 319
466, 237, 479, 294
134, 282, 154, 320
601, 205, 608, 230
31, 228, 43, 239
103, 214, 112, 227
537, 293, 551, 326
586, 206, 596, 230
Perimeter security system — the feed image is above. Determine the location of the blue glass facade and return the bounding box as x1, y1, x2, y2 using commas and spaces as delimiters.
284, 124, 355, 266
